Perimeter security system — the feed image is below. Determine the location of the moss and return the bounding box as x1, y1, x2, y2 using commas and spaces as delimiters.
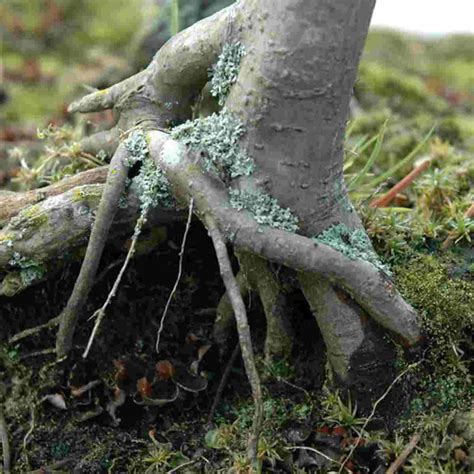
16, 204, 49, 228
395, 255, 473, 412
70, 186, 103, 210
209, 42, 246, 105
313, 223, 391, 274
437, 116, 464, 144
395, 255, 473, 369
171, 109, 255, 179
229, 189, 299, 232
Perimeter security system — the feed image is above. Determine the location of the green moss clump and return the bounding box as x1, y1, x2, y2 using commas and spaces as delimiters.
395, 255, 473, 412
171, 109, 255, 179
396, 255, 473, 369
229, 189, 299, 233
313, 223, 391, 274
356, 62, 448, 115
16, 204, 49, 228
210, 42, 246, 105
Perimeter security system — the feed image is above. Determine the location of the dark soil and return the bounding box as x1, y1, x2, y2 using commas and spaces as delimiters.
1, 220, 327, 472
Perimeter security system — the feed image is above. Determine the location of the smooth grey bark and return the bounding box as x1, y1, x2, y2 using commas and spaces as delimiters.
2, 0, 422, 412
223, 0, 400, 401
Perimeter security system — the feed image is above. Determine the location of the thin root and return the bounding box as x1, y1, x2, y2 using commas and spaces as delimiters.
337, 359, 424, 473
205, 215, 263, 467
208, 343, 240, 424
0, 408, 11, 474
82, 214, 146, 358
9, 315, 61, 345
156, 198, 194, 354
22, 405, 36, 469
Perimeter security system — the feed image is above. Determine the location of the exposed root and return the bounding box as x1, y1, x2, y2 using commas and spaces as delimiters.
79, 128, 119, 157
0, 407, 11, 474
213, 271, 249, 353
156, 198, 194, 354
149, 131, 421, 348
9, 315, 61, 345
19, 348, 56, 361
56, 145, 129, 358
237, 252, 293, 363
22, 405, 36, 469
208, 343, 240, 424
205, 215, 263, 467
0, 166, 108, 226
83, 213, 146, 359
299, 271, 396, 396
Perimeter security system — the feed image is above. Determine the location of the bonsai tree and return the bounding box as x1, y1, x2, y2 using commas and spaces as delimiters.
0, 0, 422, 463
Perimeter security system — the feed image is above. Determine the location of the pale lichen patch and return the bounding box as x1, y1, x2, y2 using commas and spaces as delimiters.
313, 223, 391, 275
229, 189, 299, 233
210, 42, 246, 105
124, 130, 173, 211
171, 109, 255, 179
161, 139, 185, 167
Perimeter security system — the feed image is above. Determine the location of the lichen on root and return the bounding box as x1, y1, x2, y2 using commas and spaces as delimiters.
209, 42, 246, 105
171, 108, 255, 179
124, 129, 174, 212
229, 189, 299, 233
313, 223, 391, 275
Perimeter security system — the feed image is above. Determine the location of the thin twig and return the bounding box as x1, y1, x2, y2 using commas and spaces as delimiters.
83, 214, 146, 358
19, 348, 56, 361
156, 198, 193, 354
0, 407, 11, 474
337, 360, 423, 473
9, 315, 61, 345
386, 433, 421, 474
28, 458, 75, 473
22, 405, 36, 469
285, 446, 348, 471
370, 158, 431, 208
205, 215, 263, 467
166, 457, 199, 473
208, 343, 240, 424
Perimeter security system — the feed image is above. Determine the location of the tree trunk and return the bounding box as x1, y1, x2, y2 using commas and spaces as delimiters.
223, 0, 398, 407
1, 0, 421, 414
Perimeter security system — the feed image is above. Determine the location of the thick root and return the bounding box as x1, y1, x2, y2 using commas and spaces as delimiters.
237, 251, 293, 364
206, 216, 263, 467
149, 130, 421, 348
299, 271, 398, 412
56, 145, 129, 358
